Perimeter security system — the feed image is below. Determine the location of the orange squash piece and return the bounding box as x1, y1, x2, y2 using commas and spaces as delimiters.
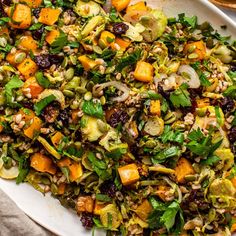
111, 37, 131, 51
76, 196, 94, 213
78, 55, 97, 71
58, 183, 66, 195
150, 100, 161, 116
0, 27, 9, 36
99, 31, 116, 48
175, 158, 195, 183
31, 153, 56, 175
118, 163, 140, 186
18, 108, 35, 123
45, 29, 60, 45
196, 98, 210, 108
126, 1, 147, 13
0, 116, 4, 133
135, 199, 153, 221
17, 58, 38, 79
6, 50, 25, 66
6, 4, 31, 29
23, 77, 44, 98
51, 131, 64, 148
18, 36, 38, 52
184, 41, 206, 61
38, 8, 61, 25
23, 116, 42, 139
134, 61, 154, 83
19, 0, 42, 8
112, 0, 131, 12
58, 158, 83, 182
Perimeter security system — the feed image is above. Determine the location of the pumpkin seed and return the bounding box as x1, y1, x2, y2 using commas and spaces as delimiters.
84, 91, 92, 101
100, 96, 106, 105
14, 52, 26, 64
65, 68, 74, 80
0, 37, 7, 47
63, 89, 75, 97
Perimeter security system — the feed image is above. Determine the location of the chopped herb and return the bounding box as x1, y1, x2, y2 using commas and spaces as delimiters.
95, 194, 112, 202
82, 100, 104, 119
223, 85, 236, 98
160, 126, 184, 144
4, 76, 24, 108
35, 71, 50, 88
50, 31, 68, 54
200, 155, 221, 166
178, 13, 197, 29
29, 23, 43, 30
34, 94, 56, 115
170, 83, 191, 108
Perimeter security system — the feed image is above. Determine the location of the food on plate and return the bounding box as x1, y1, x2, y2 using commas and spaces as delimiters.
0, 0, 236, 235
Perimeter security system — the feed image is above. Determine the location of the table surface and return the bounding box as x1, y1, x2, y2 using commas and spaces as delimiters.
0, 4, 235, 236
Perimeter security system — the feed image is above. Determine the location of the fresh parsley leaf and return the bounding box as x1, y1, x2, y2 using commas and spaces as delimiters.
109, 7, 121, 22
160, 201, 181, 232
100, 48, 116, 61
0, 17, 10, 26
34, 94, 56, 115
4, 76, 24, 107
199, 72, 211, 86
35, 71, 50, 88
95, 194, 112, 202
43, 0, 53, 7
228, 71, 236, 81
82, 100, 104, 119
152, 146, 181, 164
29, 23, 43, 30
16, 156, 30, 184
88, 152, 111, 180
160, 126, 184, 144
50, 31, 68, 54
178, 13, 197, 29
147, 91, 162, 100
200, 155, 221, 166
215, 106, 223, 126
170, 84, 191, 108
116, 49, 141, 71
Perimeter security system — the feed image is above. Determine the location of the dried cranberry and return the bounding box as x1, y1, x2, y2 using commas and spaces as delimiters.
108, 110, 129, 128
113, 22, 129, 35
41, 101, 60, 123
158, 85, 172, 99
49, 54, 64, 65
219, 97, 235, 113
57, 108, 70, 126
189, 87, 203, 98
80, 213, 94, 229
33, 8, 41, 18
100, 181, 117, 198
34, 55, 51, 69
32, 26, 44, 40
231, 65, 236, 72
1, 0, 11, 6
21, 101, 34, 110
228, 127, 236, 143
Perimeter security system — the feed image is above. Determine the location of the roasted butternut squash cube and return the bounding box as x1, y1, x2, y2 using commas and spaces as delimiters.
231, 217, 236, 232
6, 50, 25, 66
93, 200, 108, 215
45, 29, 60, 44
134, 61, 154, 83
111, 37, 131, 51
78, 55, 97, 71
135, 199, 153, 221
150, 100, 161, 116
30, 153, 56, 175
23, 77, 44, 98
23, 116, 42, 139
18, 36, 38, 52
7, 4, 32, 29
38, 8, 61, 25
112, 0, 131, 12
51, 131, 64, 148
0, 116, 4, 133
175, 158, 195, 183
77, 196, 94, 213
126, 1, 147, 13
17, 58, 38, 79
19, 0, 42, 8
118, 163, 140, 186
58, 183, 66, 195
58, 158, 83, 182
99, 31, 115, 49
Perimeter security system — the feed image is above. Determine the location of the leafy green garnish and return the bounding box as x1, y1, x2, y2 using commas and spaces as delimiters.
116, 49, 141, 71
50, 31, 68, 54
0, 17, 10, 26
16, 156, 30, 184
200, 155, 221, 166
169, 84, 191, 108
215, 106, 222, 126
88, 152, 111, 180
152, 146, 181, 164
95, 194, 112, 202
82, 100, 104, 119
29, 23, 43, 30
35, 71, 50, 88
4, 76, 24, 107
228, 71, 236, 81
178, 13, 197, 29
109, 7, 121, 23
160, 126, 184, 144
187, 128, 222, 157
34, 94, 56, 115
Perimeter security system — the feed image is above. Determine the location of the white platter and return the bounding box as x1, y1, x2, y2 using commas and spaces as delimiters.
0, 0, 236, 235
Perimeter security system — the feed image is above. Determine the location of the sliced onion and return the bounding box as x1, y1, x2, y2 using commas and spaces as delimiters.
93, 81, 130, 102
178, 65, 200, 89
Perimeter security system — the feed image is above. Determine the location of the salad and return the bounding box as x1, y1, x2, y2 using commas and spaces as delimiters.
0, 0, 236, 235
